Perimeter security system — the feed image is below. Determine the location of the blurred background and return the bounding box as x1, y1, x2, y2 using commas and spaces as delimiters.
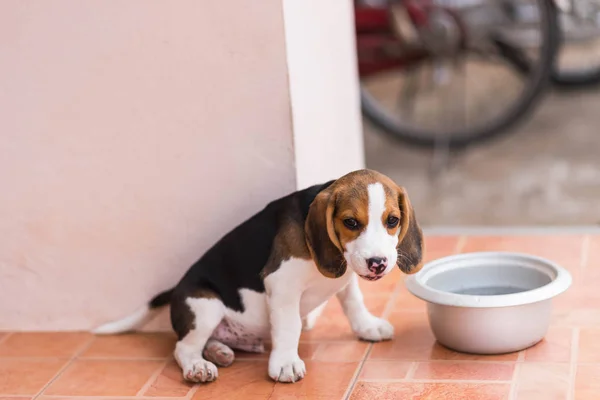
358, 0, 600, 227
2, 0, 600, 330
364, 88, 600, 227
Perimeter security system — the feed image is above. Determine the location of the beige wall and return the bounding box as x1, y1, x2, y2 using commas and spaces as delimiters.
0, 0, 363, 330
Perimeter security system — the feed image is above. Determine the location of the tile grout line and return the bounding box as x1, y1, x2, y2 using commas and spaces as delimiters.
338, 357, 564, 365
381, 277, 405, 319
2, 356, 173, 361
234, 357, 563, 365
508, 351, 525, 400
31, 335, 97, 400
342, 276, 405, 400
362, 378, 512, 384
404, 362, 418, 380
184, 371, 202, 400
455, 235, 467, 254
0, 356, 172, 361
78, 356, 169, 361
184, 385, 200, 400
41, 397, 190, 400
341, 344, 373, 400
136, 357, 172, 396
567, 328, 580, 400
580, 235, 590, 270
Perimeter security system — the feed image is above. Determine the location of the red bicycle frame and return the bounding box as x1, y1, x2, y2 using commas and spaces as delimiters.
354, 1, 433, 78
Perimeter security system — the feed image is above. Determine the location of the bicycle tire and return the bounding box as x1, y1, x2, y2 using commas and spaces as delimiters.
361, 0, 560, 149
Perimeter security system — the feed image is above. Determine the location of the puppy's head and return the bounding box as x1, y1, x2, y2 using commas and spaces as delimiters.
305, 169, 424, 280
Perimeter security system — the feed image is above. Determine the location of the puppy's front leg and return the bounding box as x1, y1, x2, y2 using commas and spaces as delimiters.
266, 285, 305, 383
337, 273, 394, 342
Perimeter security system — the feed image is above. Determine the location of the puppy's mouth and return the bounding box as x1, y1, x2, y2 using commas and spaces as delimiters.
359, 274, 384, 281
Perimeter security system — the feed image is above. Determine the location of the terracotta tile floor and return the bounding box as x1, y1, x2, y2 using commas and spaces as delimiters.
1, 234, 598, 400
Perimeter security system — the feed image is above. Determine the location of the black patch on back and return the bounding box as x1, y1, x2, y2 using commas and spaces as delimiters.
169, 181, 335, 339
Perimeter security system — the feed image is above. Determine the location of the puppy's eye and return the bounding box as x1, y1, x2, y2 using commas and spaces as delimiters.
343, 218, 359, 230
387, 216, 399, 228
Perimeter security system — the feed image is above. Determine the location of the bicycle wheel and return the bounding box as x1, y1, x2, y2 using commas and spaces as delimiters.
361, 0, 560, 149
551, 1, 600, 87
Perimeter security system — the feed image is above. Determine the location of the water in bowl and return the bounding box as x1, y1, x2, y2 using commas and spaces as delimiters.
452, 286, 529, 296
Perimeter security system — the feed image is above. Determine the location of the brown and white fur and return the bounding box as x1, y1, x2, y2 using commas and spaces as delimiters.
93, 169, 424, 384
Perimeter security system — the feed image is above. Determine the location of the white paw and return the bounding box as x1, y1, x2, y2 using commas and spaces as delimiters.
352, 315, 394, 342
268, 351, 306, 383
182, 359, 218, 383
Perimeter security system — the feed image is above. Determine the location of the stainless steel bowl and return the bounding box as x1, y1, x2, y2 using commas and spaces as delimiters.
405, 252, 572, 354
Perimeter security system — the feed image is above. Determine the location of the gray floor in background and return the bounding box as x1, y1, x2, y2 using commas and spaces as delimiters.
364, 88, 600, 227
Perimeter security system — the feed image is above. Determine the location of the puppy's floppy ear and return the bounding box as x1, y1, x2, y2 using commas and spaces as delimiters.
305, 189, 346, 278
396, 186, 424, 274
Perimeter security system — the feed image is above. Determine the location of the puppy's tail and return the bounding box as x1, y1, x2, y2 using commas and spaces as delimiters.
91, 288, 174, 335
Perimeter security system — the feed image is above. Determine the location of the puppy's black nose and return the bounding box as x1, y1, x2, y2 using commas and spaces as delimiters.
367, 257, 387, 275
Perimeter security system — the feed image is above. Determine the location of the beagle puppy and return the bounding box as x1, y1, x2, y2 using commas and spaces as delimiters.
93, 169, 424, 384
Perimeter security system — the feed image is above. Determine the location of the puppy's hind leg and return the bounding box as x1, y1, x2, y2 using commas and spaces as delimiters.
173, 296, 225, 383
302, 301, 327, 331
203, 339, 235, 367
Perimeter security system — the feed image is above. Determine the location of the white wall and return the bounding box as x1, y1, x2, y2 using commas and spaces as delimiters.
284, 0, 365, 189
0, 0, 364, 331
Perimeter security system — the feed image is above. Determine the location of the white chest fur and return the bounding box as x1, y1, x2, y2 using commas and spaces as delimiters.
267, 257, 353, 318
215, 258, 352, 350
298, 267, 353, 316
